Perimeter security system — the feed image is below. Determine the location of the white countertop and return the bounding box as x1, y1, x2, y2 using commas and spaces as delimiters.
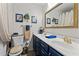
33, 33, 79, 56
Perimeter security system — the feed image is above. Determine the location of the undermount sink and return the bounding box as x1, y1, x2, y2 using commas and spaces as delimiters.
51, 38, 71, 48
52, 40, 72, 48
49, 38, 79, 53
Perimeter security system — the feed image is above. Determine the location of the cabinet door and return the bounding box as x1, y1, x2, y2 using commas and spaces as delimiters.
33, 35, 41, 56
38, 39, 49, 56
33, 35, 36, 51
33, 35, 63, 56
49, 47, 63, 56
35, 37, 40, 56
39, 39, 49, 52
40, 47, 49, 56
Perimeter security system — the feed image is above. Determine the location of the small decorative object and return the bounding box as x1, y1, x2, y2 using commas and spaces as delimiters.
31, 16, 37, 23
39, 27, 44, 34
16, 14, 23, 22
24, 13, 30, 22
47, 18, 51, 24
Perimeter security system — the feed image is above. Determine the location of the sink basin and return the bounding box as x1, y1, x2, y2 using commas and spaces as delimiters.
49, 38, 76, 49
52, 40, 72, 48
51, 38, 79, 48
51, 39, 71, 48
49, 38, 79, 55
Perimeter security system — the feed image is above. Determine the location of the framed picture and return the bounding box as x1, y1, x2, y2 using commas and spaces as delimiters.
52, 18, 58, 24
16, 13, 23, 22
31, 16, 37, 23
47, 18, 51, 24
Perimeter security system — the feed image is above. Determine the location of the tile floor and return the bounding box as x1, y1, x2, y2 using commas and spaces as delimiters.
27, 50, 35, 56
21, 50, 35, 56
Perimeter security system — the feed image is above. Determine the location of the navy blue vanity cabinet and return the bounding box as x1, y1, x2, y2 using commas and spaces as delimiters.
38, 39, 49, 56
33, 34, 63, 56
33, 35, 40, 56
49, 46, 63, 56
40, 47, 48, 56
33, 35, 36, 51
33, 35, 49, 56
35, 37, 41, 56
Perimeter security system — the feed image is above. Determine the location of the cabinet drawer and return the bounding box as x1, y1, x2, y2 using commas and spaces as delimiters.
49, 47, 63, 56
39, 39, 48, 52
40, 48, 48, 56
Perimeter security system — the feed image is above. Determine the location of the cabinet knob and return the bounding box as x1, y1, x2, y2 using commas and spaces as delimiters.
49, 53, 51, 56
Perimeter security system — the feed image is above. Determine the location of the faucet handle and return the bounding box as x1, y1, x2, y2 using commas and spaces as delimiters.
63, 36, 72, 44
63, 36, 67, 43
67, 37, 72, 44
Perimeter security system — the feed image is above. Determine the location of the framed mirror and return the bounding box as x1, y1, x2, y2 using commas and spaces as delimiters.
45, 3, 78, 28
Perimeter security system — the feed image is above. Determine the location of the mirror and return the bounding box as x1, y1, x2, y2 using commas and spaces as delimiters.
45, 3, 78, 28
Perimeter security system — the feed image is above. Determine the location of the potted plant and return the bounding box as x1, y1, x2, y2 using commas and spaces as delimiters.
24, 13, 30, 22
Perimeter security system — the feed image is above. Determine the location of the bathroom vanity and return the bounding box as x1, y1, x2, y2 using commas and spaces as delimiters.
33, 33, 79, 56
33, 34, 63, 56
33, 33, 63, 56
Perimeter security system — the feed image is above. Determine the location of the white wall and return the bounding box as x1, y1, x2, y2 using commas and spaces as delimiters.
7, 3, 47, 35
47, 3, 57, 11
45, 4, 79, 39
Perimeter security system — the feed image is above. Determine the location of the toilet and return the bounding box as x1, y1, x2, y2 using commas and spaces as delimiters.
9, 35, 24, 56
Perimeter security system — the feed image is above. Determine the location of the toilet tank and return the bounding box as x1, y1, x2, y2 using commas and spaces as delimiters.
12, 35, 24, 47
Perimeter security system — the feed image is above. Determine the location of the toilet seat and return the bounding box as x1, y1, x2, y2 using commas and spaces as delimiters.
9, 45, 23, 56
9, 35, 24, 56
